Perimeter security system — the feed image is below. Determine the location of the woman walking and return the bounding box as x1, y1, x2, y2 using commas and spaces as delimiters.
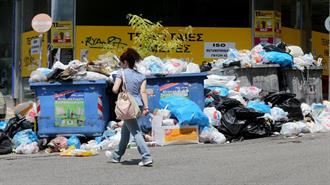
106, 48, 153, 166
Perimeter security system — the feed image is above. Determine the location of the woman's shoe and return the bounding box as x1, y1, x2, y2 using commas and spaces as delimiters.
105, 151, 119, 163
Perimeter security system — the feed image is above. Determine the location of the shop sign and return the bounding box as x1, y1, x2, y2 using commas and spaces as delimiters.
204, 42, 235, 58
54, 91, 85, 127
21, 31, 48, 77
51, 21, 73, 48
75, 26, 252, 64
254, 10, 281, 45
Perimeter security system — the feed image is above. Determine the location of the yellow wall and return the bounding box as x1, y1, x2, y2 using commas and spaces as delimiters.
75, 26, 252, 64
312, 31, 329, 76
281, 27, 301, 46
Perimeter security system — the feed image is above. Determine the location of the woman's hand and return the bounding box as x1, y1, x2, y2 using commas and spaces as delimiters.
142, 107, 149, 116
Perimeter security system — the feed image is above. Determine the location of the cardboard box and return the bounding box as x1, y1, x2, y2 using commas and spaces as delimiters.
152, 116, 199, 146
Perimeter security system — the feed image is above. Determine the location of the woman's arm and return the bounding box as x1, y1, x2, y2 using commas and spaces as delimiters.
112, 78, 122, 94
140, 80, 148, 109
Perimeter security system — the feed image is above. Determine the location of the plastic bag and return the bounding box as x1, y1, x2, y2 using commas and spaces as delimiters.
216, 98, 244, 114
247, 101, 271, 113
74, 71, 109, 81
288, 46, 304, 57
199, 126, 226, 144
208, 86, 229, 97
60, 146, 98, 157
239, 86, 261, 100
280, 122, 310, 137
0, 131, 13, 155
262, 51, 293, 67
36, 68, 53, 76
203, 107, 222, 127
15, 142, 39, 154
0, 120, 7, 131
186, 63, 201, 73
270, 107, 288, 121
67, 135, 81, 149
13, 129, 38, 147
242, 118, 272, 139
47, 136, 68, 152
228, 95, 247, 107
301, 103, 312, 116
159, 96, 209, 126
52, 61, 68, 70
29, 70, 47, 82
313, 111, 330, 132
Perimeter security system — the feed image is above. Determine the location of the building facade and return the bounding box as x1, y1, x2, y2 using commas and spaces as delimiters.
0, 0, 328, 103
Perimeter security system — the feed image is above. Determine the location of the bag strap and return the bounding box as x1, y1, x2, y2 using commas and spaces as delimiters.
121, 70, 128, 92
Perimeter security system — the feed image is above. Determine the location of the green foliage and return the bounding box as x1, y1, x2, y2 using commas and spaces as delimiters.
127, 14, 192, 58
103, 14, 192, 59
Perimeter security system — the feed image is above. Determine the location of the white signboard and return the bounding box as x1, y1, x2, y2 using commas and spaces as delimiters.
31, 38, 41, 55
204, 42, 235, 58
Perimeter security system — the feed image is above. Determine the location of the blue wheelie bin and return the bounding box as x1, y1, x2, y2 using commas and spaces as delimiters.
30, 80, 110, 138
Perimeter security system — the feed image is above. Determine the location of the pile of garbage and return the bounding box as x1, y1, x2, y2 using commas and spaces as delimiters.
202, 43, 322, 72
203, 74, 330, 141
0, 100, 157, 156
29, 55, 120, 83
29, 55, 202, 83
136, 56, 201, 75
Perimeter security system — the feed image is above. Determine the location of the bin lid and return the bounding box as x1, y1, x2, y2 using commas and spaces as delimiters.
29, 80, 108, 87
146, 72, 208, 79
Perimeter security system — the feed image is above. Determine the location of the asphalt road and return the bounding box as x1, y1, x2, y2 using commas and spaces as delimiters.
1, 133, 330, 185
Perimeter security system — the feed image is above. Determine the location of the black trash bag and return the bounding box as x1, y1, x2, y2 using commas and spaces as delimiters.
200, 62, 213, 72
223, 60, 241, 68
263, 92, 296, 105
271, 121, 286, 132
263, 43, 287, 53
219, 107, 249, 140
277, 98, 304, 121
205, 89, 222, 107
276, 42, 288, 52
219, 107, 267, 140
263, 92, 303, 121
4, 116, 34, 138
0, 131, 13, 155
216, 98, 244, 114
242, 118, 272, 139
235, 108, 265, 120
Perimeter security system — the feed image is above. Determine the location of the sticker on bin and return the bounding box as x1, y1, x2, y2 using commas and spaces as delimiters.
54, 91, 85, 127
97, 96, 103, 119
160, 83, 189, 99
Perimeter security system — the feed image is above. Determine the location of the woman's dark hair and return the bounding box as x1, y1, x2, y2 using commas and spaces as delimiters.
119, 48, 142, 68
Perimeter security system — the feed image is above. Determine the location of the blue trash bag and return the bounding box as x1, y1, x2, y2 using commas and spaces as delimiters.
95, 129, 117, 143
67, 135, 81, 149
262, 51, 293, 67
208, 86, 229, 97
138, 114, 152, 134
159, 96, 209, 127
0, 120, 7, 131
13, 129, 38, 147
247, 101, 271, 113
